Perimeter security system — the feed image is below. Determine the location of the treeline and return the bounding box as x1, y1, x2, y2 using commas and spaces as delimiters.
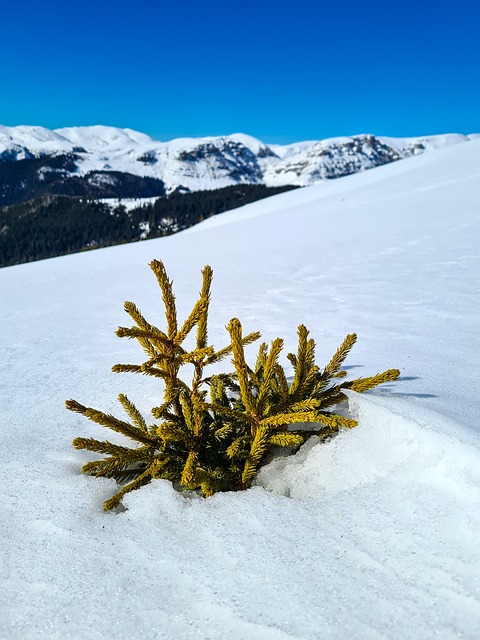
0, 183, 298, 268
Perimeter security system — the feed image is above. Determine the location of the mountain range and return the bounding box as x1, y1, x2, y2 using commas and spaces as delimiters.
1, 125, 478, 206
1, 125, 479, 269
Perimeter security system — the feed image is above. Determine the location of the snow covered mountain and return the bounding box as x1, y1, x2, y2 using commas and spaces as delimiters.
0, 124, 477, 200
1, 136, 479, 639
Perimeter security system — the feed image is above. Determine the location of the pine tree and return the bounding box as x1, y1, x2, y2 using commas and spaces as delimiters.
67, 260, 399, 510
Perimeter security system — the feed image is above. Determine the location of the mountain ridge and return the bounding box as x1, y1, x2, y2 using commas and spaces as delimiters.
1, 124, 477, 199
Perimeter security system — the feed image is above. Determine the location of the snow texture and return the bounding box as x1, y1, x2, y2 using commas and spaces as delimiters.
0, 139, 479, 639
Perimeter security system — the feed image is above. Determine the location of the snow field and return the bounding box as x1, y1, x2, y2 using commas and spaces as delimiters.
0, 138, 479, 638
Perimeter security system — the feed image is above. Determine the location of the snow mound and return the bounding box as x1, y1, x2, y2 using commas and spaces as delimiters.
256, 392, 480, 500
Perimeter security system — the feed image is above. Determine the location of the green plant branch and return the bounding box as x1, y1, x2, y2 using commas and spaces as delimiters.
67, 260, 400, 510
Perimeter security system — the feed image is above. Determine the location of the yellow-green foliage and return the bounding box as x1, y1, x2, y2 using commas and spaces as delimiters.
67, 260, 400, 510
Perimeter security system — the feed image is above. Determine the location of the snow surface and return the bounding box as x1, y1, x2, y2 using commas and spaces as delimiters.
98, 196, 162, 212
1, 140, 479, 639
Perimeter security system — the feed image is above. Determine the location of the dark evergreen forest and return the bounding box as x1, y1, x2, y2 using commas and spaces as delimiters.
0, 184, 297, 268
0, 154, 167, 206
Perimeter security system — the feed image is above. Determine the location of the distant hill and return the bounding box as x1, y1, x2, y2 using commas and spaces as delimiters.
0, 184, 297, 268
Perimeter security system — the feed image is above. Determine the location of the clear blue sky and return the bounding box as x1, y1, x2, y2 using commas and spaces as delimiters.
1, 0, 478, 143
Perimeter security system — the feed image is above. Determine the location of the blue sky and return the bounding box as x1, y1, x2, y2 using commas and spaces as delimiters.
0, 0, 478, 143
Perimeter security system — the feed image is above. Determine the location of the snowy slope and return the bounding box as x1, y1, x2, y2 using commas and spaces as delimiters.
0, 124, 74, 159
263, 133, 478, 186
0, 140, 479, 639
0, 124, 477, 193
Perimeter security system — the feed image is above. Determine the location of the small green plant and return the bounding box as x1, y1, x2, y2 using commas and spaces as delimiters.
67, 260, 399, 510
